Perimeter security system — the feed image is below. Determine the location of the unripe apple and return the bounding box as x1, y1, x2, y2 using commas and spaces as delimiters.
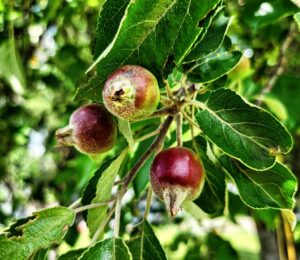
56, 104, 117, 155
103, 65, 160, 121
150, 147, 205, 217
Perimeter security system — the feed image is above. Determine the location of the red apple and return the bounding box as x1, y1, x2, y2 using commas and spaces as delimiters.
150, 147, 205, 217
56, 104, 117, 155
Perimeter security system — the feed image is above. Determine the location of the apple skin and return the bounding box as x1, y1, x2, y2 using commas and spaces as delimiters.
56, 104, 117, 155
150, 147, 205, 217
103, 65, 160, 121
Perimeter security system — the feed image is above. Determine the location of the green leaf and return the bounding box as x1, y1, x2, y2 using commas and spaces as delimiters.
58, 248, 86, 260
0, 39, 26, 95
294, 12, 300, 30
0, 207, 75, 260
220, 155, 297, 211
93, 0, 131, 60
76, 0, 131, 100
271, 75, 300, 130
262, 94, 288, 121
29, 249, 48, 260
132, 133, 156, 198
79, 238, 132, 260
87, 149, 127, 237
81, 157, 116, 220
206, 232, 238, 260
196, 88, 293, 170
79, 0, 221, 100
190, 136, 226, 215
133, 154, 154, 198
118, 119, 135, 151
184, 11, 232, 63
241, 0, 298, 31
206, 75, 227, 90
127, 221, 167, 260
186, 37, 242, 83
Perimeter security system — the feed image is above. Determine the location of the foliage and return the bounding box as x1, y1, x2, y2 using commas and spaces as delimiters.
1, 0, 300, 259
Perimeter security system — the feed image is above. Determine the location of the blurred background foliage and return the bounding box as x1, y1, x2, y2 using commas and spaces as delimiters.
0, 0, 300, 259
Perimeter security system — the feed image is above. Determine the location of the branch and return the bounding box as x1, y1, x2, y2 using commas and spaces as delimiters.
121, 116, 173, 192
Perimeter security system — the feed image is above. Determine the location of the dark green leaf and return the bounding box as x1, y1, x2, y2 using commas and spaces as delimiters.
0, 207, 75, 260
133, 154, 154, 198
205, 75, 228, 90
78, 0, 221, 100
132, 134, 156, 198
93, 0, 131, 59
87, 149, 127, 237
186, 136, 226, 216
186, 37, 242, 83
220, 155, 297, 211
271, 75, 300, 130
241, 0, 298, 31
195, 160, 226, 215
0, 39, 26, 95
58, 248, 86, 260
127, 221, 167, 260
118, 119, 134, 151
196, 88, 293, 170
184, 11, 231, 63
29, 249, 48, 260
79, 238, 131, 260
206, 232, 238, 260
81, 157, 116, 220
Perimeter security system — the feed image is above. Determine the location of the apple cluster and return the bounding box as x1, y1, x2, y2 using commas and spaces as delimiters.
56, 65, 205, 216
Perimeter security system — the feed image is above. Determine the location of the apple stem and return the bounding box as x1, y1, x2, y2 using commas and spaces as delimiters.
143, 186, 153, 220
134, 129, 160, 143
68, 198, 81, 209
114, 194, 122, 237
176, 113, 183, 147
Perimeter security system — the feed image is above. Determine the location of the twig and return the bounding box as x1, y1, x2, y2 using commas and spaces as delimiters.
74, 198, 115, 213
90, 203, 116, 245
143, 186, 153, 220
149, 105, 177, 118
190, 92, 198, 147
68, 198, 81, 209
176, 113, 183, 146
257, 24, 295, 105
121, 116, 173, 193
165, 80, 175, 100
114, 195, 122, 237
134, 129, 160, 143
114, 178, 126, 186
182, 110, 202, 133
